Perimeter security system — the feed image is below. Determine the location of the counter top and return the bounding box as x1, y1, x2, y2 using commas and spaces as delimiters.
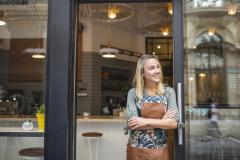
0, 127, 44, 137
0, 115, 127, 122
77, 116, 127, 122
0, 115, 126, 137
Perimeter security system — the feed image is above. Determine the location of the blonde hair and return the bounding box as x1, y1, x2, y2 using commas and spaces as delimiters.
133, 54, 165, 100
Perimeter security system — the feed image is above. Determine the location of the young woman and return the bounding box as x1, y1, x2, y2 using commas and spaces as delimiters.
126, 54, 179, 160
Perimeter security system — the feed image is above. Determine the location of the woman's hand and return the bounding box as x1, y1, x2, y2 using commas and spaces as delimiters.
128, 117, 148, 130
162, 109, 176, 119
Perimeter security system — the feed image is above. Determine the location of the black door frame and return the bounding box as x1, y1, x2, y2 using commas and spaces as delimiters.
45, 0, 184, 160
45, 0, 78, 160
172, 1, 185, 160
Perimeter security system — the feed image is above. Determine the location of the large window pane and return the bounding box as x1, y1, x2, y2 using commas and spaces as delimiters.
184, 1, 240, 159
0, 1, 47, 159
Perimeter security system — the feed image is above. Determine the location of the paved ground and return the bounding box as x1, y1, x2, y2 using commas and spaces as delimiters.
186, 136, 240, 160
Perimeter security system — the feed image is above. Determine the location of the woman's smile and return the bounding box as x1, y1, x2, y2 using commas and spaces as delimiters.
143, 58, 161, 83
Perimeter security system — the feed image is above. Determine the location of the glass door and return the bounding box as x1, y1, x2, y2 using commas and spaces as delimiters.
76, 1, 181, 160
183, 0, 240, 160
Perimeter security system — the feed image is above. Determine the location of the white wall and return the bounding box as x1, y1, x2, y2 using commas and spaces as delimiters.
80, 19, 145, 54
80, 18, 93, 52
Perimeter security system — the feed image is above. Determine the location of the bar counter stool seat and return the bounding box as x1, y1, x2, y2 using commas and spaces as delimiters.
19, 147, 44, 160
81, 132, 103, 160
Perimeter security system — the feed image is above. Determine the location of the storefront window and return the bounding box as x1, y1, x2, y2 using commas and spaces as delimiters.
0, 0, 47, 159
184, 0, 240, 159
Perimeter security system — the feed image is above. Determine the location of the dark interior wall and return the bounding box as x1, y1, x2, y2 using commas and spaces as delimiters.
77, 52, 136, 115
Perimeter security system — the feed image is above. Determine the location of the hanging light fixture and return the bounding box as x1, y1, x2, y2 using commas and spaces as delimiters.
31, 48, 45, 58
99, 15, 119, 58
32, 53, 45, 59
0, 11, 6, 26
199, 72, 206, 78
227, 4, 237, 15
24, 48, 46, 59
161, 27, 169, 36
99, 47, 118, 58
167, 3, 173, 15
0, 19, 6, 26
108, 8, 117, 19
23, 20, 46, 59
160, 14, 170, 37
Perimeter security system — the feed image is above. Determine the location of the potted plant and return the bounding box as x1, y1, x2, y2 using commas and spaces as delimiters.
36, 104, 45, 131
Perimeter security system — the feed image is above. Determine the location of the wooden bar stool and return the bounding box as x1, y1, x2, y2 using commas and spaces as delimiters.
19, 147, 44, 160
82, 132, 103, 160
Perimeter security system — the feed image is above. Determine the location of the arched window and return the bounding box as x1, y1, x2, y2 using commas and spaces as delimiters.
192, 32, 226, 104
194, 32, 224, 69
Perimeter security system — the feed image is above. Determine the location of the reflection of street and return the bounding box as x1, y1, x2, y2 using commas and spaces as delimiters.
188, 136, 240, 160
187, 120, 240, 160
208, 103, 221, 138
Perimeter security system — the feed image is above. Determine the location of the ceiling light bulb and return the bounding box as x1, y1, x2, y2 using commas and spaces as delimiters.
208, 28, 215, 36
0, 20, 6, 26
199, 73, 206, 78
102, 53, 116, 58
157, 45, 161, 49
32, 54, 45, 59
152, 51, 156, 55
108, 9, 117, 19
228, 5, 237, 15
162, 28, 169, 36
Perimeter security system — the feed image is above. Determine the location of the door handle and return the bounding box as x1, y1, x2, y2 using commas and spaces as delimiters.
177, 82, 184, 145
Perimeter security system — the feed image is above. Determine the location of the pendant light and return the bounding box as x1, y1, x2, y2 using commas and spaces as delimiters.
108, 8, 117, 19
0, 11, 6, 26
99, 18, 118, 58
31, 48, 45, 59
227, 4, 237, 15
24, 20, 46, 59
167, 3, 173, 15
160, 12, 170, 36
161, 27, 169, 36
32, 22, 45, 59
24, 48, 45, 59
99, 47, 118, 58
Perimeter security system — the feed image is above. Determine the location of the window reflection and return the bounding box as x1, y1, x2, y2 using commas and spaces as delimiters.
185, 0, 240, 159
0, 1, 47, 160
0, 2, 47, 115
192, 0, 223, 8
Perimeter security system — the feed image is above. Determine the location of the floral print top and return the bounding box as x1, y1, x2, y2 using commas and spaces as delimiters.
126, 87, 179, 149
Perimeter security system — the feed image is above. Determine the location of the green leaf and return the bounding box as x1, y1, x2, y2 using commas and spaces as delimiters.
37, 104, 45, 114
